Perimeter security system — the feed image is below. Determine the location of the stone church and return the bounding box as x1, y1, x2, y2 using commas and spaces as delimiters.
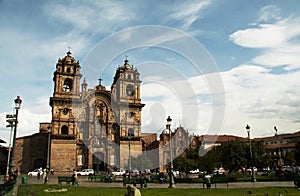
48, 50, 159, 173
14, 51, 193, 174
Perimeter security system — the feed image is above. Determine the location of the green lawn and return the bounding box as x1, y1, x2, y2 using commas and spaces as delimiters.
18, 184, 300, 196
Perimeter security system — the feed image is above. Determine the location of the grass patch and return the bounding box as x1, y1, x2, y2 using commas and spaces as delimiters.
18, 185, 127, 196
18, 184, 300, 196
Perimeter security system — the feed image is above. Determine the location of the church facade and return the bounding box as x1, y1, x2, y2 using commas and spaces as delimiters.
48, 51, 152, 173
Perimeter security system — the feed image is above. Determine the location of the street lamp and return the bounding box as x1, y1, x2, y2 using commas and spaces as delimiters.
274, 126, 282, 166
128, 135, 131, 179
44, 126, 51, 184
246, 124, 256, 182
9, 96, 22, 175
5, 114, 15, 177
167, 116, 175, 188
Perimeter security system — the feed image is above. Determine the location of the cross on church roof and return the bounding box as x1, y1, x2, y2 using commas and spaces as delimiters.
98, 77, 103, 86
67, 46, 72, 55
124, 55, 129, 64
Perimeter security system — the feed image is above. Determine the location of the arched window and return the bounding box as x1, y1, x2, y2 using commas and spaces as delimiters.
128, 128, 134, 137
61, 125, 68, 135
63, 78, 73, 92
126, 84, 134, 96
66, 67, 71, 73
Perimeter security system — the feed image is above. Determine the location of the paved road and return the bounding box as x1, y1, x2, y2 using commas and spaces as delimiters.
2, 175, 295, 189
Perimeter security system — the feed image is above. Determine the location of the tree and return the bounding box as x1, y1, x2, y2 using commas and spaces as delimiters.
295, 142, 300, 165
173, 147, 198, 173
284, 151, 296, 166
198, 140, 270, 174
251, 141, 271, 169
199, 146, 222, 173
219, 140, 248, 172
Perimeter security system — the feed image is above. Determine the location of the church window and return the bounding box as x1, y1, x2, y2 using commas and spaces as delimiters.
66, 67, 71, 73
128, 128, 134, 136
126, 84, 134, 96
96, 121, 102, 134
128, 112, 134, 118
62, 108, 69, 115
63, 78, 73, 92
179, 131, 182, 137
127, 74, 131, 80
61, 125, 68, 135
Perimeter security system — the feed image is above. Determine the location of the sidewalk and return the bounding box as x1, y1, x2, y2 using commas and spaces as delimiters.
5, 175, 295, 189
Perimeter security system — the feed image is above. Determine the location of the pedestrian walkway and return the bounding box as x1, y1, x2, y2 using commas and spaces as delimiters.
4, 175, 294, 189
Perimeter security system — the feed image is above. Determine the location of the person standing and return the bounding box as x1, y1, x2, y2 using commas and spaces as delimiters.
42, 168, 47, 182
72, 169, 78, 186
37, 167, 42, 180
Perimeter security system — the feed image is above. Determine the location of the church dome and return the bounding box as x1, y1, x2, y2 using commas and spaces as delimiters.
120, 58, 132, 70
162, 128, 171, 134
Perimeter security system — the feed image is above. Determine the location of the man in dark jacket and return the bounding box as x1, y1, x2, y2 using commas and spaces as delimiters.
0, 175, 16, 196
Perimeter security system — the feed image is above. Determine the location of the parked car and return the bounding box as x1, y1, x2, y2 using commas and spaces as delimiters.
112, 169, 126, 176
190, 169, 200, 174
247, 167, 257, 172
213, 167, 225, 175
28, 169, 43, 176
76, 169, 94, 176
145, 169, 151, 174
131, 169, 140, 177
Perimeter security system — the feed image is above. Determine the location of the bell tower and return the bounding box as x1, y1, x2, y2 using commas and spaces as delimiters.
50, 50, 82, 137
111, 58, 145, 138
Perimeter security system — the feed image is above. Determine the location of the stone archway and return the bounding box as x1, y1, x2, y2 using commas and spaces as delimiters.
92, 152, 105, 174
33, 158, 46, 169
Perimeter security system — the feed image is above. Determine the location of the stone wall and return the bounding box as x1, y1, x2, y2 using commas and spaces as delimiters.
15, 133, 48, 174
50, 139, 77, 173
119, 140, 142, 170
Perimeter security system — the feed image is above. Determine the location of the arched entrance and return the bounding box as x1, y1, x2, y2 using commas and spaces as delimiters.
33, 158, 46, 169
93, 152, 105, 174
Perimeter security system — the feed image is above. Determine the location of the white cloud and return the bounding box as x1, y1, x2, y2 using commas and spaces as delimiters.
45, 0, 135, 35
0, 109, 51, 145
230, 11, 300, 70
141, 62, 300, 138
187, 64, 300, 137
252, 44, 300, 70
230, 23, 288, 48
231, 16, 300, 49
169, 0, 211, 30
221, 65, 300, 136
258, 5, 282, 22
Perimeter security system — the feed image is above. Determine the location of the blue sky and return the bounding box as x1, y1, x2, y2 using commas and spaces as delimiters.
1, 0, 300, 145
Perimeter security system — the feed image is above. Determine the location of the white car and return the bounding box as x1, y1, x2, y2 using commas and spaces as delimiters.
28, 169, 43, 176
112, 169, 126, 176
76, 169, 94, 176
190, 169, 200, 174
247, 167, 257, 172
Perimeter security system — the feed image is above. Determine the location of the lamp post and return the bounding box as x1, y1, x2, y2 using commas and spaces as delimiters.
9, 96, 22, 175
246, 124, 256, 182
167, 116, 175, 188
5, 115, 15, 177
128, 135, 131, 179
44, 126, 51, 184
274, 126, 282, 166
